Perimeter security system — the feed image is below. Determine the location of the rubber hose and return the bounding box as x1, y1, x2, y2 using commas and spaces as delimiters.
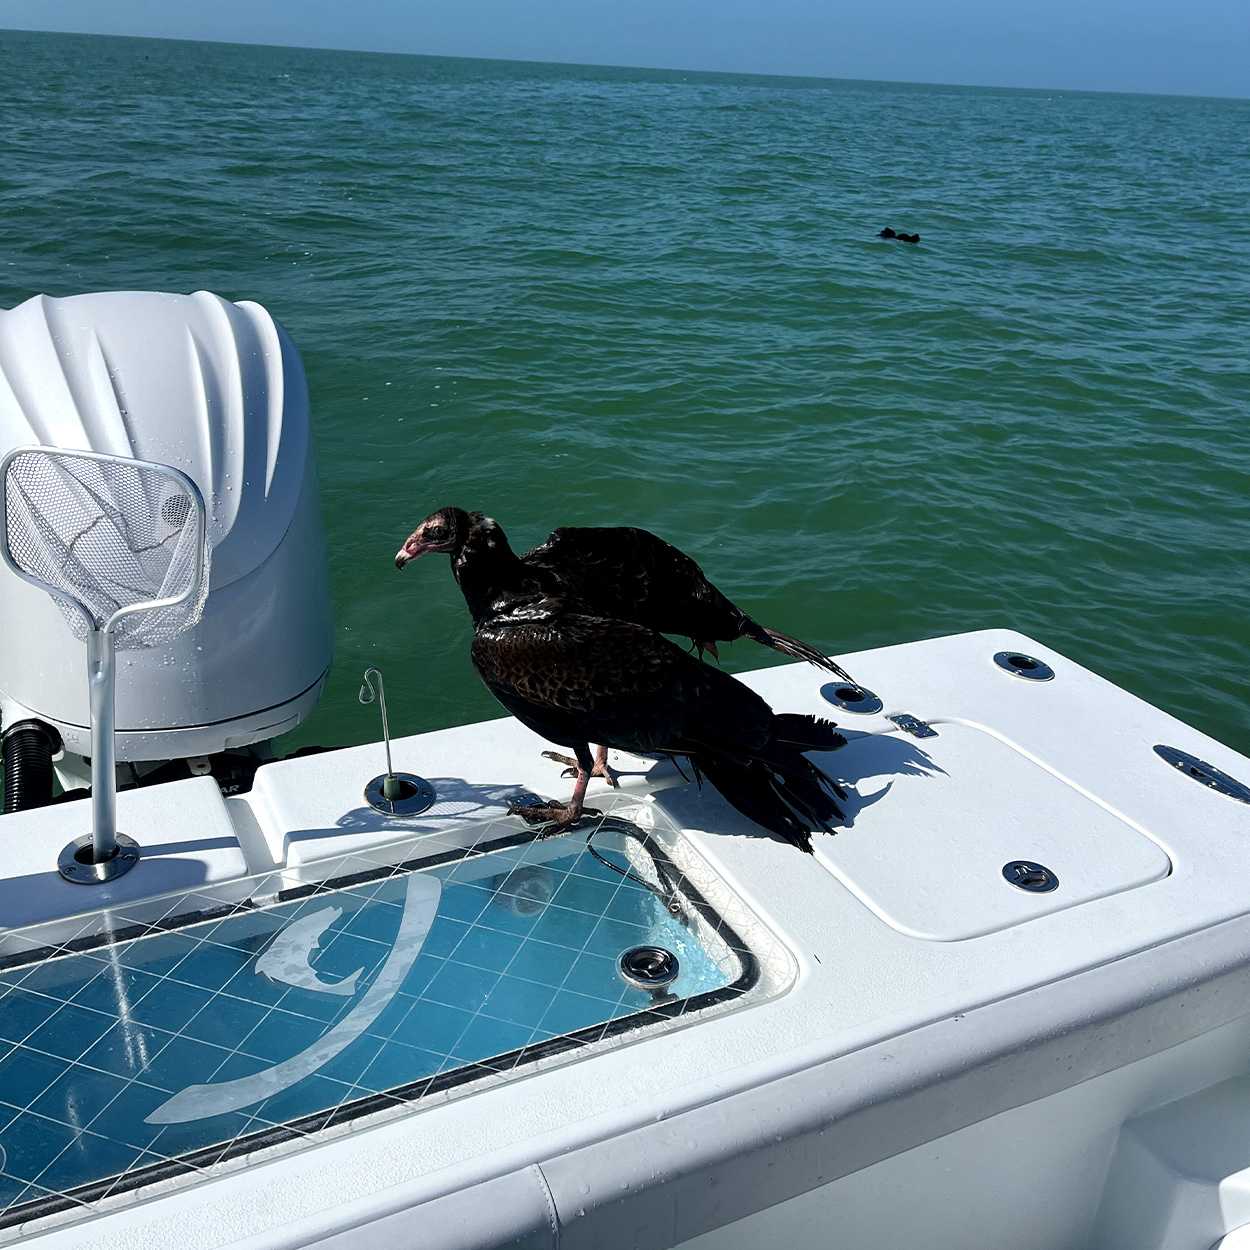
3, 721, 58, 814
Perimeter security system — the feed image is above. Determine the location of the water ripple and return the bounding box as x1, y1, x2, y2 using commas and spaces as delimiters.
2, 30, 1248, 753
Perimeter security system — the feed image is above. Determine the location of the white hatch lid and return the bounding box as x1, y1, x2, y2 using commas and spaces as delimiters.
813, 720, 1172, 940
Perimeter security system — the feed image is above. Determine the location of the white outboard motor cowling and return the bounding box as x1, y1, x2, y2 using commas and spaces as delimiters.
0, 290, 334, 775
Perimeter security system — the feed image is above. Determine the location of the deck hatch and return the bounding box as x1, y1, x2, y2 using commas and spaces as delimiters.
0, 812, 775, 1235
813, 721, 1172, 940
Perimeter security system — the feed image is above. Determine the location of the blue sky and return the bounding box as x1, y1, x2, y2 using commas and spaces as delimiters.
2, 0, 1247, 97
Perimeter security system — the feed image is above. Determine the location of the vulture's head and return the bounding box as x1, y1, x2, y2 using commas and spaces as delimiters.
395, 507, 473, 569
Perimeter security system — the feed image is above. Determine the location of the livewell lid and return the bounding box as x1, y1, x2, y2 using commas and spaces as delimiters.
814, 720, 1173, 941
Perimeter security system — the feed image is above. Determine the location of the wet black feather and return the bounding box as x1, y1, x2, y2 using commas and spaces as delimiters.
469, 594, 846, 853
410, 510, 850, 852
522, 525, 851, 680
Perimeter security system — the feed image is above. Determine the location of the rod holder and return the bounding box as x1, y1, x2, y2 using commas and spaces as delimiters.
359, 668, 436, 817
57, 625, 142, 882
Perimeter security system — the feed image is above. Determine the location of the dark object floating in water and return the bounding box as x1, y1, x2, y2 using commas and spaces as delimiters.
878, 228, 920, 243
395, 509, 849, 849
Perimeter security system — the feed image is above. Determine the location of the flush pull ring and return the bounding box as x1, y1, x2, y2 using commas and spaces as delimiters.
1003, 861, 1059, 892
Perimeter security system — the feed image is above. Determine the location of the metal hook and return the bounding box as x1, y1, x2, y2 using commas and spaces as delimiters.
359, 668, 436, 815
360, 667, 398, 799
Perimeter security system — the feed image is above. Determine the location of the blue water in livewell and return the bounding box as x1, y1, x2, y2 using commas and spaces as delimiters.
0, 830, 734, 1222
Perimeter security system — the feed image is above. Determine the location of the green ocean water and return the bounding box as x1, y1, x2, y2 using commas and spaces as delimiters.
1, 29, 1248, 759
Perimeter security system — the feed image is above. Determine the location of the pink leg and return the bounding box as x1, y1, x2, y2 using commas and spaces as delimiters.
566, 767, 591, 816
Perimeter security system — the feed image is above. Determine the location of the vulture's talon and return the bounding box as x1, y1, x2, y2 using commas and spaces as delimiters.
566, 765, 620, 789
537, 807, 602, 837
543, 749, 620, 788
508, 801, 602, 833
508, 801, 565, 826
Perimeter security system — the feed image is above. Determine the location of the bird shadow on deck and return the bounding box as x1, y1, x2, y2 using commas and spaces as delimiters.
272, 741, 944, 856
810, 730, 946, 829
281, 777, 535, 849
653, 731, 945, 847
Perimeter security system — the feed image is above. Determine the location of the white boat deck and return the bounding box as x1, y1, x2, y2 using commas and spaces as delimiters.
5, 626, 1250, 1250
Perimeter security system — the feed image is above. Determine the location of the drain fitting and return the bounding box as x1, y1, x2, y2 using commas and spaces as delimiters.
618, 945, 680, 996
820, 683, 884, 714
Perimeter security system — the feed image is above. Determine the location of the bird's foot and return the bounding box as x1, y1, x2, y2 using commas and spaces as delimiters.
508, 798, 602, 833
541, 751, 620, 789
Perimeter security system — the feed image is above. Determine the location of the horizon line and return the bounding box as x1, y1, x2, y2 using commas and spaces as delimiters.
3, 25, 1247, 104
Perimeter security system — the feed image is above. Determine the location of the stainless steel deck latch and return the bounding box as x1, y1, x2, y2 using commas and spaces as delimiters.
888, 713, 938, 739
1154, 745, 1250, 805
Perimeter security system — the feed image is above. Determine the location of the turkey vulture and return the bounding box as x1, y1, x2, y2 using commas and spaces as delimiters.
395, 508, 853, 679
395, 510, 848, 850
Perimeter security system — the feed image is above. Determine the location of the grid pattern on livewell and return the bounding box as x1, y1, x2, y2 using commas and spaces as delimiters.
0, 830, 734, 1217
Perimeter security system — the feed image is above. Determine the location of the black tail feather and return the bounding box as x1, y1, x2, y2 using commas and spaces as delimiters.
773, 713, 847, 752
755, 626, 854, 683
692, 750, 845, 854
770, 716, 848, 799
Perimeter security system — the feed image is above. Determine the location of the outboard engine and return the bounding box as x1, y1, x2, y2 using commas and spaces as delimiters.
0, 290, 334, 806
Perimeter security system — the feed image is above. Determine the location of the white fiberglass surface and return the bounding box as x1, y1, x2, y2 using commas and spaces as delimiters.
0, 808, 778, 1236
813, 722, 1173, 940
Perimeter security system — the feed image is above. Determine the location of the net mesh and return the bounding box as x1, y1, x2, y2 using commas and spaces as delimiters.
3, 449, 210, 650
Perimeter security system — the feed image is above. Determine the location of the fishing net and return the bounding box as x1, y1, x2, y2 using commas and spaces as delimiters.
2, 448, 209, 650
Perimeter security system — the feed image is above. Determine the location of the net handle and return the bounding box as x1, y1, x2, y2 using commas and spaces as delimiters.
0, 444, 208, 636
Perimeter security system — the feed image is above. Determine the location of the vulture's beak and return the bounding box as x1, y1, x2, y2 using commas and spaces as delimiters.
395, 535, 431, 569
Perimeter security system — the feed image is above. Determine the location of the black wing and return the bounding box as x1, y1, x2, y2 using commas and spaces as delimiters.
471, 604, 846, 852
522, 525, 851, 680
470, 605, 774, 758
521, 526, 745, 645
